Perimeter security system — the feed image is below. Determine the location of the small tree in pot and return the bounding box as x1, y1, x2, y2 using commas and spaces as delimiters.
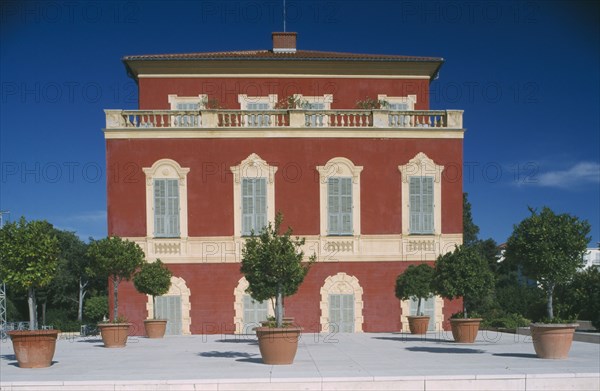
133, 259, 173, 338
87, 236, 145, 348
504, 207, 590, 358
395, 264, 435, 334
434, 245, 494, 343
0, 218, 60, 368
240, 212, 315, 364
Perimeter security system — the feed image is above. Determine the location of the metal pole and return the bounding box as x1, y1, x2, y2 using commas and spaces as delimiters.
0, 211, 9, 336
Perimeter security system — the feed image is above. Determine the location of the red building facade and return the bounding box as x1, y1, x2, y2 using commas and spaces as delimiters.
104, 33, 464, 335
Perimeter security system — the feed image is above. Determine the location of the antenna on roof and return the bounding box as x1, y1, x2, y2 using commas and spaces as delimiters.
283, 0, 286, 32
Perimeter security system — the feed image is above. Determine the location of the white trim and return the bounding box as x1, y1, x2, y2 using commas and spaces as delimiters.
378, 94, 417, 110
137, 74, 431, 79
320, 272, 364, 333
317, 157, 363, 238
142, 159, 190, 239
230, 153, 278, 237
398, 153, 444, 236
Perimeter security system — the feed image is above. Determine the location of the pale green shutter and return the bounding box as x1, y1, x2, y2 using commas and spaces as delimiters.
422, 177, 434, 234
254, 178, 267, 232
242, 178, 267, 235
154, 179, 166, 236
409, 177, 421, 234
242, 179, 254, 235
340, 178, 353, 234
328, 177, 352, 235
154, 179, 180, 237
409, 177, 434, 234
328, 178, 340, 234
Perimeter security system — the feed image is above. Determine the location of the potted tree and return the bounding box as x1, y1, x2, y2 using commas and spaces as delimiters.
133, 259, 173, 338
87, 236, 145, 348
0, 218, 60, 368
505, 207, 590, 359
395, 264, 435, 334
434, 245, 494, 343
240, 213, 315, 365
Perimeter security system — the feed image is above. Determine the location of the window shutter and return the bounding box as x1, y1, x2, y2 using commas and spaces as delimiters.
328, 178, 340, 234
255, 178, 267, 232
241, 178, 267, 235
422, 177, 434, 234
242, 179, 253, 235
409, 177, 421, 234
340, 177, 353, 234
409, 177, 434, 234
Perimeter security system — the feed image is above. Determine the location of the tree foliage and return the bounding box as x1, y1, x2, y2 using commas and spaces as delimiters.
463, 193, 480, 246
555, 267, 600, 329
434, 245, 495, 318
504, 207, 590, 319
240, 213, 315, 327
133, 259, 172, 320
0, 217, 60, 329
87, 236, 145, 320
395, 264, 435, 315
84, 295, 109, 323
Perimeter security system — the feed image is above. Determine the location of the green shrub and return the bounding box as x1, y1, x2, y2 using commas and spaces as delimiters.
482, 313, 531, 329
44, 307, 81, 332
84, 295, 108, 323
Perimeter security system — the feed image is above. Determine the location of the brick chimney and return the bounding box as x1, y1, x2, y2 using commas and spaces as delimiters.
272, 32, 297, 53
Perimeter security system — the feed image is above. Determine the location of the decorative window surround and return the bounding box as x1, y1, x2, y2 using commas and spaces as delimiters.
320, 272, 364, 333
233, 277, 274, 334
398, 153, 444, 236
317, 157, 363, 238
230, 153, 278, 237
400, 295, 444, 332
143, 159, 190, 239
145, 276, 192, 335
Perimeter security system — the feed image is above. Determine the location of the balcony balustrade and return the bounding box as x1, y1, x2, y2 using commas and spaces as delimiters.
105, 109, 463, 130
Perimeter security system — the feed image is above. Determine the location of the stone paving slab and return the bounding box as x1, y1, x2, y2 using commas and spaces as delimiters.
0, 331, 598, 390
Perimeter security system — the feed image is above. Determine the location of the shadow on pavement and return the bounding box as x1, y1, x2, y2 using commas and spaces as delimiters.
493, 352, 538, 359
405, 346, 485, 354
198, 351, 258, 359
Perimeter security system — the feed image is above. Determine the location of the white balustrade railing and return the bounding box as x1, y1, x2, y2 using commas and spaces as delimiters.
105, 109, 463, 130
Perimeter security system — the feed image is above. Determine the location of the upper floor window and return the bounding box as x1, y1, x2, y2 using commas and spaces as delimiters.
154, 178, 180, 237
398, 153, 444, 236
328, 177, 353, 235
230, 153, 278, 237
242, 178, 267, 236
143, 159, 190, 239
238, 94, 277, 127
168, 94, 206, 127
409, 176, 434, 234
317, 157, 363, 237
297, 94, 333, 127
379, 94, 416, 127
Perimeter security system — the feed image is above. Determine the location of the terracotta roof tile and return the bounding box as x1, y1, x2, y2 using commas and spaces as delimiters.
123, 50, 443, 62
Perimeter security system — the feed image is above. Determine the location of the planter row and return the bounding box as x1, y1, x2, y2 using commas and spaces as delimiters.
8, 320, 578, 368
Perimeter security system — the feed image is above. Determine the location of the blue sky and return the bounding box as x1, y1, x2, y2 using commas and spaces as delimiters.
1, 0, 599, 245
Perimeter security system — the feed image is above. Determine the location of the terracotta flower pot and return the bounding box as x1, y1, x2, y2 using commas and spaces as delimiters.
98, 323, 131, 348
255, 326, 302, 365
144, 319, 167, 338
8, 329, 60, 368
530, 323, 579, 359
450, 318, 482, 343
407, 316, 430, 334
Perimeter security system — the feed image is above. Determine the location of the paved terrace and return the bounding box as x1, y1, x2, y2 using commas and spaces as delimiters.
0, 331, 598, 390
